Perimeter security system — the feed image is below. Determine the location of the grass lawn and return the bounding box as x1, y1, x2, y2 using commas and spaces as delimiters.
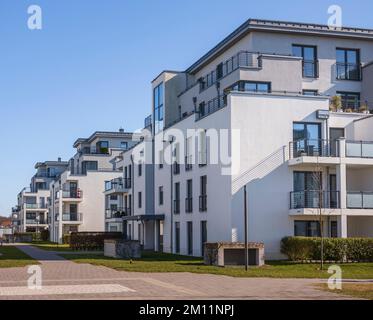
31, 241, 73, 252
319, 283, 373, 300
61, 251, 373, 279
0, 246, 38, 268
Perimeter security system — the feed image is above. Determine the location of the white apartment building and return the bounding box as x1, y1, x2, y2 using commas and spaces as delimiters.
49, 130, 135, 243
113, 19, 373, 259
13, 160, 69, 233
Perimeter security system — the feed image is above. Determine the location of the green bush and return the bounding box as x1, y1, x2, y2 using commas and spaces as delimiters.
62, 234, 71, 245
40, 230, 50, 242
281, 237, 373, 262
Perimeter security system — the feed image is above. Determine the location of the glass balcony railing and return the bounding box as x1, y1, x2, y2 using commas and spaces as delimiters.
290, 191, 340, 209
347, 192, 373, 209
346, 141, 373, 158
62, 213, 83, 222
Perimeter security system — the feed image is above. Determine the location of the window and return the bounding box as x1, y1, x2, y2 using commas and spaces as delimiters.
292, 172, 322, 209
120, 141, 128, 149
330, 221, 338, 238
302, 90, 318, 96
175, 222, 180, 254
81, 161, 98, 174
294, 221, 321, 237
216, 63, 224, 80
186, 179, 193, 213
201, 221, 207, 256
96, 141, 109, 154
174, 182, 180, 214
292, 45, 318, 78
336, 48, 361, 80
293, 122, 321, 157
199, 176, 207, 212
159, 186, 164, 206
138, 192, 142, 209
226, 81, 271, 93
110, 195, 118, 201
185, 136, 193, 171
336, 91, 360, 111
154, 83, 164, 133
187, 222, 193, 255
158, 150, 164, 169
138, 162, 142, 177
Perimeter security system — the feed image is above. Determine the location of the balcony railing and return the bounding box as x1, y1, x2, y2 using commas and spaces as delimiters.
25, 219, 47, 225
173, 200, 180, 214
105, 208, 128, 219
347, 192, 373, 209
290, 191, 340, 209
185, 156, 193, 171
336, 63, 362, 81
144, 115, 152, 128
62, 213, 83, 222
346, 141, 373, 158
196, 95, 227, 121
185, 198, 193, 213
124, 178, 132, 189
290, 139, 339, 159
62, 189, 82, 199
199, 195, 207, 212
105, 178, 130, 193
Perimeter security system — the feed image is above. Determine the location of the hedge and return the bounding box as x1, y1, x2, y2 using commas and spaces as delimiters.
70, 232, 122, 251
281, 237, 373, 262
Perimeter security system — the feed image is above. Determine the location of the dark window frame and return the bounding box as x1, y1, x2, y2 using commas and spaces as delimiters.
336, 48, 361, 81
292, 44, 319, 78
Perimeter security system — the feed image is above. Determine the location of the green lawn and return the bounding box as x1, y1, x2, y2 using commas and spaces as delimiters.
31, 241, 73, 252
0, 246, 38, 268
319, 283, 373, 300
61, 251, 373, 279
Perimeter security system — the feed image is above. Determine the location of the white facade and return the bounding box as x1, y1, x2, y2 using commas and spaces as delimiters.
115, 19, 373, 259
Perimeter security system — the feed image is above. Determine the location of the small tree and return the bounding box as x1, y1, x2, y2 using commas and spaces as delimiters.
330, 96, 342, 112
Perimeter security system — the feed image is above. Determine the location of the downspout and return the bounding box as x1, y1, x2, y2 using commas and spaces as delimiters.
130, 155, 135, 240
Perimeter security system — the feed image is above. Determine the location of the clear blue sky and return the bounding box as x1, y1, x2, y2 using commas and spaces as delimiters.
0, 0, 372, 216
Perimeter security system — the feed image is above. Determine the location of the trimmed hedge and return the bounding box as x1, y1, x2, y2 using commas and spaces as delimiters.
281, 237, 373, 262
70, 232, 122, 251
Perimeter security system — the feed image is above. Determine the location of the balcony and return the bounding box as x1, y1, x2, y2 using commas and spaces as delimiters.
290, 191, 340, 209
25, 203, 48, 210
173, 200, 180, 214
199, 195, 207, 212
26, 219, 47, 225
196, 95, 227, 121
347, 192, 373, 209
62, 213, 83, 222
61, 189, 83, 199
105, 208, 128, 219
105, 178, 130, 194
185, 198, 193, 213
185, 156, 193, 171
289, 139, 338, 159
336, 63, 362, 81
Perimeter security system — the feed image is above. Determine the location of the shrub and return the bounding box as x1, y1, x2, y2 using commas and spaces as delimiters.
40, 229, 50, 242
62, 234, 71, 245
281, 237, 373, 262
69, 232, 122, 251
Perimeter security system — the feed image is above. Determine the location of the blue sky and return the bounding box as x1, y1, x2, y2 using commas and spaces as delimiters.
0, 0, 372, 215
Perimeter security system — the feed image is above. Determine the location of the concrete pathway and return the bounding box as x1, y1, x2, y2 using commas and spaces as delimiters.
0, 244, 354, 300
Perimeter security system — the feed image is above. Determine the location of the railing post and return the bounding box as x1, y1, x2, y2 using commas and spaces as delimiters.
338, 138, 346, 158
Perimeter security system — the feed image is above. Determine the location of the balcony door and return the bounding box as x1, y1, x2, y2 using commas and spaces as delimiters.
293, 122, 321, 157
293, 172, 322, 208
330, 128, 345, 156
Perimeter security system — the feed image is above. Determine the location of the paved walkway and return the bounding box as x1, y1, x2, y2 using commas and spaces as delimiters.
0, 245, 353, 300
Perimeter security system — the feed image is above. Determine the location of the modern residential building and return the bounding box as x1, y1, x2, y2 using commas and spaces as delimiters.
114, 19, 373, 259
50, 130, 135, 243
13, 159, 69, 233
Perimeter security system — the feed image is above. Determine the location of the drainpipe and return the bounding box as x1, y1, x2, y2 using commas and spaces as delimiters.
165, 136, 175, 254
130, 155, 135, 240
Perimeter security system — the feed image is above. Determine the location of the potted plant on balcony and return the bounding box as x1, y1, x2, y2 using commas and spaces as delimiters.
359, 102, 370, 114
330, 95, 342, 112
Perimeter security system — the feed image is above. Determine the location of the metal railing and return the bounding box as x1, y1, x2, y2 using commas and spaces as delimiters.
185, 198, 193, 213
346, 141, 373, 158
62, 213, 83, 222
173, 200, 180, 214
105, 178, 130, 192
336, 62, 362, 81
347, 192, 373, 209
290, 191, 340, 209
185, 156, 193, 171
290, 139, 339, 159
199, 195, 207, 212
173, 162, 180, 175
105, 208, 128, 219
196, 95, 227, 121
62, 189, 83, 199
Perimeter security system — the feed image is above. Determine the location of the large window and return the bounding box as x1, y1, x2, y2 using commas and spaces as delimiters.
292, 45, 318, 78
293, 122, 321, 157
159, 186, 163, 206
294, 221, 321, 237
154, 83, 164, 134
336, 48, 361, 80
227, 81, 271, 93
175, 222, 180, 254
187, 222, 193, 255
337, 91, 360, 111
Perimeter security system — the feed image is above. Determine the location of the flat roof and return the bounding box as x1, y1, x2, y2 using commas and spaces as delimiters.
73, 131, 133, 148
34, 160, 69, 169
185, 18, 373, 74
